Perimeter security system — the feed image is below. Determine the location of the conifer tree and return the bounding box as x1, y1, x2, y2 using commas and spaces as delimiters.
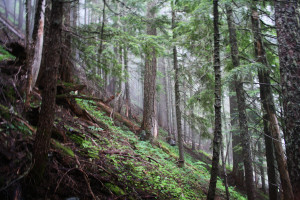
207, 0, 222, 198
275, 0, 300, 198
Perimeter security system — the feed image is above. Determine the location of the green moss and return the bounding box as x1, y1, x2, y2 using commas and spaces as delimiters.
52, 139, 75, 157
104, 183, 126, 196
0, 46, 15, 61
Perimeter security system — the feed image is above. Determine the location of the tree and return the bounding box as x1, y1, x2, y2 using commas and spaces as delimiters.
275, 0, 300, 198
30, 0, 63, 182
225, 3, 255, 199
226, 4, 245, 189
141, 0, 158, 140
207, 0, 222, 199
251, 3, 293, 199
171, 0, 184, 167
25, 0, 46, 108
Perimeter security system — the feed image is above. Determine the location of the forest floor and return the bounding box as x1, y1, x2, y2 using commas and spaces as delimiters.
0, 44, 267, 200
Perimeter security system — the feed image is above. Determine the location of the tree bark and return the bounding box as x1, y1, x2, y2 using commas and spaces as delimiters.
226, 4, 255, 199
171, 1, 184, 167
30, 0, 62, 182
60, 1, 72, 83
251, 5, 294, 200
162, 58, 171, 138
226, 4, 245, 189
141, 0, 158, 140
275, 1, 300, 198
258, 141, 266, 193
124, 47, 132, 118
26, 0, 45, 101
207, 0, 222, 199
221, 142, 230, 200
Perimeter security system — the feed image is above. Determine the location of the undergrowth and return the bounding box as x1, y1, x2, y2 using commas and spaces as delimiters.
68, 99, 246, 199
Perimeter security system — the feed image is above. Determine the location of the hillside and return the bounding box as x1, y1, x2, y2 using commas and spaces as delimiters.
0, 46, 248, 200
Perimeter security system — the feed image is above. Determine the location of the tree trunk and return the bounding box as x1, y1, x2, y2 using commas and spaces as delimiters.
258, 141, 266, 193
229, 84, 245, 187
124, 47, 132, 118
171, 2, 184, 167
275, 1, 300, 198
236, 79, 256, 200
60, 1, 72, 83
30, 0, 62, 182
141, 0, 158, 140
221, 142, 230, 200
226, 4, 245, 189
226, 4, 255, 199
190, 87, 195, 150
162, 58, 171, 138
251, 5, 294, 200
18, 0, 24, 29
207, 1, 222, 199
26, 0, 46, 104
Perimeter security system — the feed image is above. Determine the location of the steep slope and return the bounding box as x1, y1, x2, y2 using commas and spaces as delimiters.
0, 46, 246, 199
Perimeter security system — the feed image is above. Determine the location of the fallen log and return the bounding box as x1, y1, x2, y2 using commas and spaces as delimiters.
96, 101, 140, 132
66, 98, 110, 130
56, 94, 141, 133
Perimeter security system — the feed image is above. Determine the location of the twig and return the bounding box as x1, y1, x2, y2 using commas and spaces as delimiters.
79, 159, 111, 175
54, 168, 77, 193
147, 156, 160, 164
75, 156, 99, 200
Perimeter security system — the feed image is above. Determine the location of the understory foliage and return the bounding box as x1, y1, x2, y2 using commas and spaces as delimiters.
75, 99, 246, 199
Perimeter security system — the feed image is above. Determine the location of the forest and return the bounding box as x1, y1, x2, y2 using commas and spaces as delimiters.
0, 0, 299, 199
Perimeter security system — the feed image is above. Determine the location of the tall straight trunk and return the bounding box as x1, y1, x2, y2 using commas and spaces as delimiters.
30, 0, 62, 182
226, 4, 244, 188
18, 0, 24, 29
236, 78, 256, 200
225, 4, 255, 199
171, 2, 184, 167
141, 0, 158, 140
124, 47, 132, 118
221, 142, 230, 200
229, 84, 245, 187
253, 143, 258, 188
60, 1, 72, 82
183, 86, 187, 143
162, 58, 171, 137
275, 1, 300, 198
263, 113, 278, 199
258, 141, 266, 193
189, 87, 195, 150
251, 5, 294, 200
207, 1, 222, 199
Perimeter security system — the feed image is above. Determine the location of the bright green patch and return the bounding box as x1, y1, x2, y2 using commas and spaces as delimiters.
0, 46, 15, 61
52, 139, 75, 157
